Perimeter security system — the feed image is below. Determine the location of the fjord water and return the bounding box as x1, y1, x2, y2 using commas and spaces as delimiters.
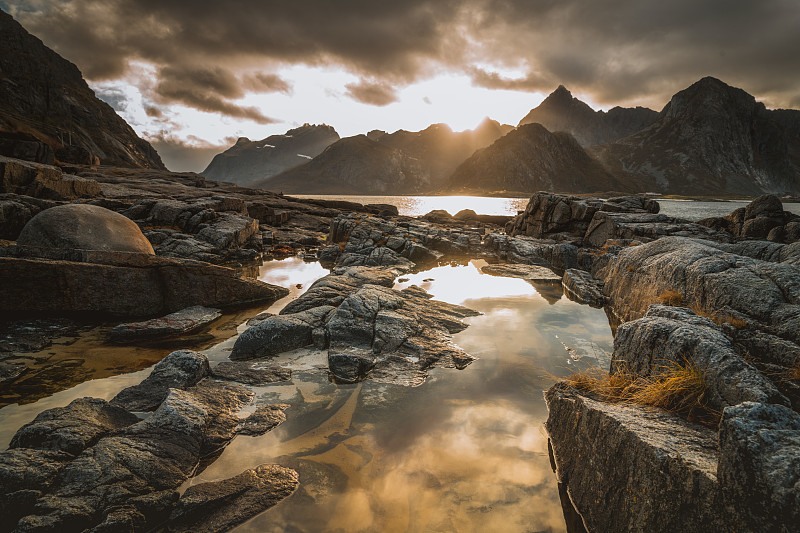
0, 257, 613, 532
293, 194, 800, 220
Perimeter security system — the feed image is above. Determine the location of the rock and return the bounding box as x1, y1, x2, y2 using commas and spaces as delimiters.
612, 305, 787, 411
336, 246, 415, 270
0, 448, 72, 527
745, 194, 785, 219
480, 263, 561, 282
717, 402, 800, 533
601, 237, 800, 348
211, 361, 291, 385
110, 350, 210, 412
453, 208, 478, 220
328, 349, 376, 383
54, 145, 99, 166
110, 306, 222, 343
280, 265, 397, 315
485, 233, 583, 272
0, 245, 289, 316
584, 210, 727, 248
230, 306, 334, 361
13, 381, 253, 532
18, 204, 155, 254
698, 194, 800, 244
0, 360, 27, 384
0, 134, 55, 164
505, 192, 659, 239
325, 283, 480, 382
9, 397, 139, 456
168, 464, 299, 532
238, 405, 289, 436
545, 382, 724, 532
0, 194, 58, 240
561, 268, 606, 307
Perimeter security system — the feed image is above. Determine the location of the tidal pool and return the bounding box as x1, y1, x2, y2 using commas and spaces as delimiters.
0, 258, 613, 532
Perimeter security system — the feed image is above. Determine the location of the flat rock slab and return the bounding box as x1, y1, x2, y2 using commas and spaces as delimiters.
562, 268, 606, 307
481, 263, 561, 281
169, 464, 298, 532
238, 405, 289, 436
110, 306, 222, 343
212, 361, 292, 385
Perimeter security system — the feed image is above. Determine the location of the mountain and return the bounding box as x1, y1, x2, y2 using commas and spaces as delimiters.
201, 124, 340, 186
253, 135, 431, 194
254, 120, 513, 194
444, 123, 624, 195
592, 77, 800, 195
0, 9, 164, 168
518, 85, 658, 146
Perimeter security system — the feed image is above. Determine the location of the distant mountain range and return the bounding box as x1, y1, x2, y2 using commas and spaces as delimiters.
248, 119, 513, 194
2, 6, 799, 197
0, 9, 164, 168
517, 85, 659, 146
202, 124, 340, 186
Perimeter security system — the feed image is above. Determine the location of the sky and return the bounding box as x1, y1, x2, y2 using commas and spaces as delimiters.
3, 0, 800, 172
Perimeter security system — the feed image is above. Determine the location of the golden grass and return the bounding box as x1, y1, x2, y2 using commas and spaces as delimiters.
562, 359, 719, 425
690, 306, 749, 329
789, 365, 800, 381
658, 289, 684, 306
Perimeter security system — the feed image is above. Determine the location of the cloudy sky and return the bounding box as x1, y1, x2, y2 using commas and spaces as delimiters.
3, 0, 799, 172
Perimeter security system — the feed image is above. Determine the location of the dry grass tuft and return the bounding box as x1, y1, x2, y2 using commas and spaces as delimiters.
691, 307, 749, 329
789, 365, 800, 381
562, 359, 719, 425
658, 289, 684, 306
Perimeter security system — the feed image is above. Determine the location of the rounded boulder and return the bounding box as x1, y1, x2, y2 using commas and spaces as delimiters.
17, 204, 155, 254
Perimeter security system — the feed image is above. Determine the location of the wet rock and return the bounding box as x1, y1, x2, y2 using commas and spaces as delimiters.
13, 381, 253, 532
280, 265, 397, 315
336, 246, 415, 270
480, 263, 560, 281
0, 448, 72, 528
0, 360, 27, 384
18, 204, 155, 254
230, 305, 334, 361
718, 402, 800, 533
328, 349, 376, 383
561, 268, 605, 307
238, 404, 289, 436
110, 306, 222, 343
612, 305, 787, 411
111, 350, 210, 412
0, 245, 289, 316
211, 361, 291, 385
545, 382, 724, 532
9, 397, 139, 456
168, 464, 298, 533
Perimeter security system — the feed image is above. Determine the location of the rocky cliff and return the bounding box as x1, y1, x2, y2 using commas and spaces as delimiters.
0, 9, 165, 169
202, 124, 340, 186
444, 123, 625, 195
593, 77, 800, 195
518, 85, 658, 146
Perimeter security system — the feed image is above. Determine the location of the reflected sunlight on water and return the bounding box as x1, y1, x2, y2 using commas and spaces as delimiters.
293, 195, 530, 217
188, 260, 613, 533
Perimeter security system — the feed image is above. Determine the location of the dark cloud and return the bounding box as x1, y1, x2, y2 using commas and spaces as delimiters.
146, 132, 237, 173
93, 86, 129, 113
344, 80, 398, 106
4, 0, 800, 109
154, 65, 278, 123
242, 73, 293, 95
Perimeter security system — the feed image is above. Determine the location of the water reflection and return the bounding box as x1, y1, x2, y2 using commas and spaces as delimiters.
186, 260, 613, 532
292, 195, 529, 217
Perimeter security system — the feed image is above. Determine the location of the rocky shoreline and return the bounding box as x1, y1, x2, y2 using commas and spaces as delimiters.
2, 153, 800, 531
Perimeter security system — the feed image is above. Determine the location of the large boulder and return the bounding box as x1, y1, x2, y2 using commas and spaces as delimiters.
230, 306, 333, 361
698, 194, 800, 243
18, 203, 155, 254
